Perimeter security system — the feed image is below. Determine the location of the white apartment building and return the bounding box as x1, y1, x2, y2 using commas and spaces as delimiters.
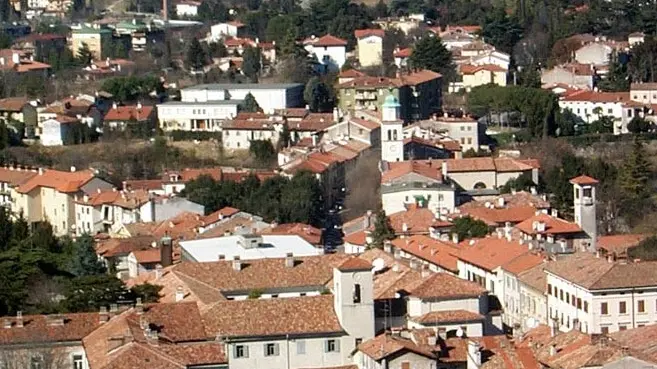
74, 189, 204, 235
546, 254, 657, 334
498, 253, 545, 331
0, 166, 37, 209
630, 83, 657, 105
222, 118, 282, 149
558, 90, 637, 134
303, 34, 348, 72
180, 83, 304, 114
157, 100, 241, 132
175, 0, 200, 17
209, 21, 246, 41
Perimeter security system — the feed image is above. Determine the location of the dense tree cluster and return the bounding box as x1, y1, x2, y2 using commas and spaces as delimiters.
101, 75, 164, 102
542, 138, 651, 231
451, 216, 489, 240
0, 209, 160, 315
182, 171, 324, 226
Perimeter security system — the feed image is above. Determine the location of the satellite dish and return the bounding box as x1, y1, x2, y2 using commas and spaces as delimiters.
525, 317, 538, 329
372, 258, 385, 273
456, 327, 464, 338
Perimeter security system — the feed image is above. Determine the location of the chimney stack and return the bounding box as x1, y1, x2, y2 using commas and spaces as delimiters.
154, 264, 163, 279
218, 254, 225, 260
175, 286, 184, 302
135, 298, 143, 314
99, 306, 109, 323
16, 311, 23, 327
160, 235, 173, 267
233, 256, 242, 271
285, 252, 294, 267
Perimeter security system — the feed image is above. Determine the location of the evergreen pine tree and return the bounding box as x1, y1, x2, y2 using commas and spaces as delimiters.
409, 36, 455, 82
76, 42, 94, 66
69, 234, 107, 277
240, 93, 261, 112
620, 138, 651, 199
370, 209, 394, 248
186, 38, 207, 73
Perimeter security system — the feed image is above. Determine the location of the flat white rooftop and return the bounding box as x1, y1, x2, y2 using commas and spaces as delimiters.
180, 234, 322, 262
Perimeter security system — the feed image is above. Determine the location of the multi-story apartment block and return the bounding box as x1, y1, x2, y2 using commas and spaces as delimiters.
337, 70, 442, 122
69, 24, 113, 60
354, 29, 384, 67
0, 165, 37, 209
12, 167, 114, 235
546, 253, 657, 334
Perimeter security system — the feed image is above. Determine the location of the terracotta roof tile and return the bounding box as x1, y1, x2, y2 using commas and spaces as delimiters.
338, 256, 373, 271
357, 333, 436, 360
96, 236, 157, 257
394, 48, 412, 58
518, 262, 548, 292
410, 309, 484, 324
387, 207, 453, 235
303, 34, 348, 47
456, 206, 540, 226
203, 295, 344, 338
569, 175, 599, 185
515, 213, 582, 235
261, 222, 322, 245
349, 116, 380, 130
0, 166, 38, 186
0, 49, 50, 73
358, 248, 427, 299
17, 168, 97, 194
457, 237, 530, 272
105, 105, 154, 121
562, 90, 631, 103
501, 252, 544, 275
381, 160, 443, 183
339, 69, 366, 78
0, 97, 29, 111
0, 312, 102, 345
76, 189, 150, 209
123, 179, 163, 191
409, 272, 486, 299
355, 29, 385, 39
344, 230, 367, 246
132, 248, 162, 264
597, 234, 646, 254
170, 253, 349, 294
391, 235, 460, 273
460, 64, 507, 74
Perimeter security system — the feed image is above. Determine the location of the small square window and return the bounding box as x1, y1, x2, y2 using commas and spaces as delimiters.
601, 326, 609, 334
325, 339, 340, 353
234, 345, 248, 358
265, 343, 278, 356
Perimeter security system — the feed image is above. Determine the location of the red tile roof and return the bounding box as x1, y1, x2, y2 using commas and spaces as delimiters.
203, 295, 344, 338
16, 168, 97, 194
104, 105, 154, 122
339, 69, 366, 78
381, 160, 443, 183
0, 49, 50, 73
394, 48, 412, 58
562, 90, 631, 103
96, 236, 157, 257
0, 97, 29, 111
411, 309, 484, 324
131, 248, 161, 264
569, 175, 599, 185
597, 234, 646, 254
456, 206, 539, 226
358, 333, 436, 361
123, 179, 163, 191
262, 222, 322, 245
460, 64, 507, 74
344, 230, 367, 246
501, 252, 544, 275
303, 34, 348, 47
76, 189, 150, 209
0, 312, 102, 344
337, 256, 373, 271
349, 116, 380, 130
515, 213, 582, 236
0, 166, 38, 186
457, 237, 531, 272
409, 272, 486, 299
387, 206, 453, 235
545, 253, 657, 290
391, 235, 460, 273
355, 29, 385, 39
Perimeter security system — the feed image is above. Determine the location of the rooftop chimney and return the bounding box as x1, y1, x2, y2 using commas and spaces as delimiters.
451, 233, 459, 244
218, 254, 225, 260
47, 314, 65, 326
383, 241, 392, 253
16, 311, 22, 327
160, 235, 173, 267
285, 252, 294, 267
154, 264, 163, 279
232, 256, 242, 271
135, 298, 143, 314
99, 306, 109, 323
2, 318, 10, 329
175, 286, 184, 302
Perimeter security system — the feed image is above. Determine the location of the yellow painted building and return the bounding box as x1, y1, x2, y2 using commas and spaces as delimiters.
355, 29, 385, 67
460, 64, 508, 92
69, 25, 113, 60
12, 168, 113, 236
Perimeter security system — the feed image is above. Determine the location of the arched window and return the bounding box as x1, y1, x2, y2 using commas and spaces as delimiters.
474, 182, 487, 189
393, 130, 398, 140
387, 130, 392, 141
